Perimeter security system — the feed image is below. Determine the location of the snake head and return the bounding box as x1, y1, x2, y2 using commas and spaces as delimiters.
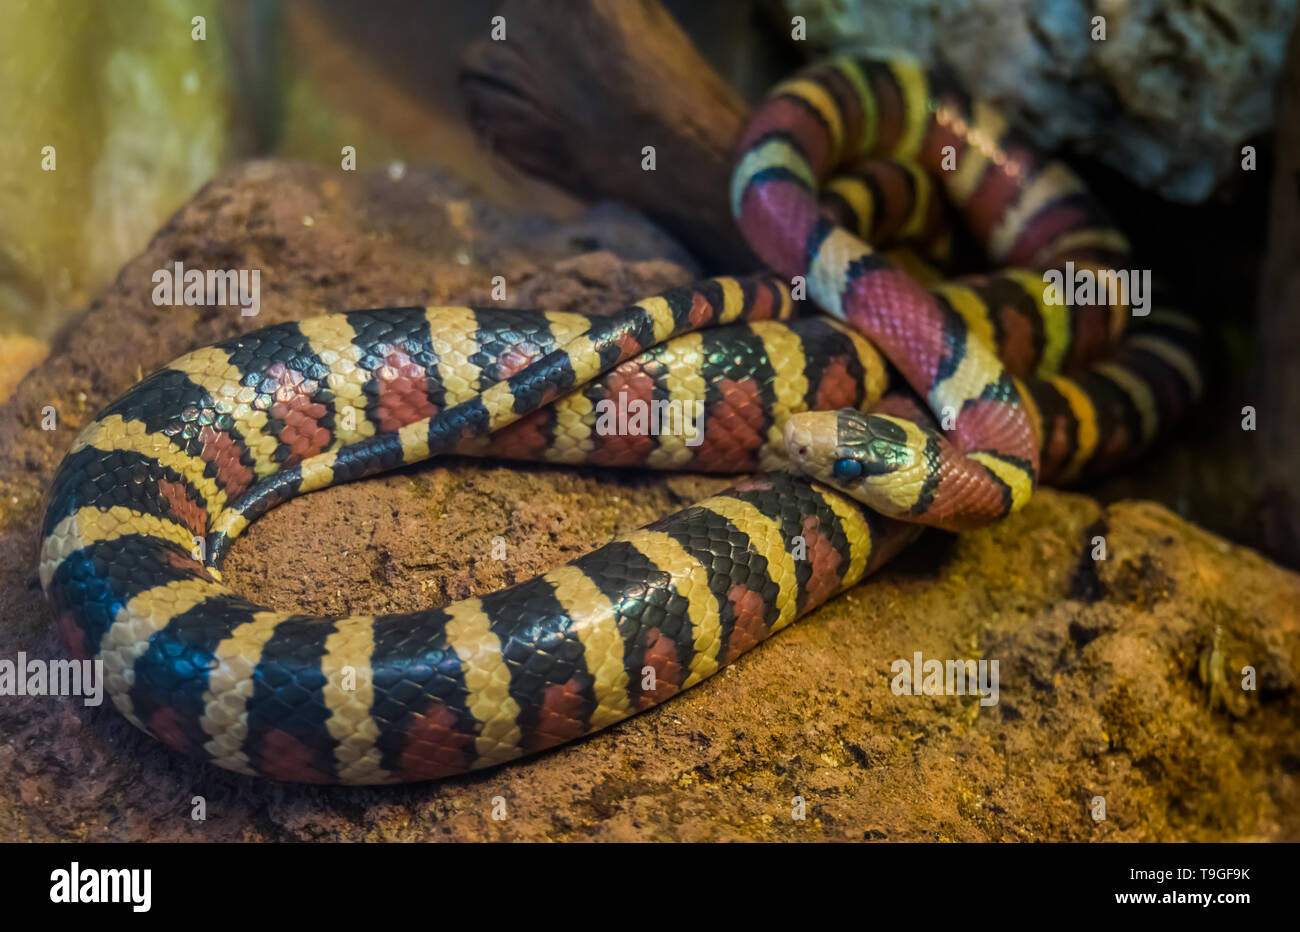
783, 409, 929, 517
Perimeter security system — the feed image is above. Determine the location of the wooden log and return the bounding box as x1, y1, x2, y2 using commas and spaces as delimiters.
459, 0, 757, 270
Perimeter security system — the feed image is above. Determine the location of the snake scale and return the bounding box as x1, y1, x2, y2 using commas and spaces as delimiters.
39, 53, 1200, 783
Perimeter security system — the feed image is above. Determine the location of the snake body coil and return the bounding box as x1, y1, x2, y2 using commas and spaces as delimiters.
735, 54, 1200, 527
40, 53, 1200, 783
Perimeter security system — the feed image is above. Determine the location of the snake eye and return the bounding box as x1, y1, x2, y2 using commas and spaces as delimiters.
832, 457, 863, 480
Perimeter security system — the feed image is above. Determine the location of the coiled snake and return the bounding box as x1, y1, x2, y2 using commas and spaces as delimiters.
39, 53, 1200, 783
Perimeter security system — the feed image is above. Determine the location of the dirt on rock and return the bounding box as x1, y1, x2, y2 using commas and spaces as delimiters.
0, 163, 1296, 841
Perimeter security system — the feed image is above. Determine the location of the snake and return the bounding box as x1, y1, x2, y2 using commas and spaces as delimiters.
39, 52, 1201, 784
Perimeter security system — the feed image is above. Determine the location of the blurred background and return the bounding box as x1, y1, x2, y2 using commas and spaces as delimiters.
0, 0, 791, 350
0, 1, 544, 340
2, 0, 1291, 337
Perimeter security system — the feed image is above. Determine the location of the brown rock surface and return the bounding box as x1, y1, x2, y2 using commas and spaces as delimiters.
0, 164, 1296, 841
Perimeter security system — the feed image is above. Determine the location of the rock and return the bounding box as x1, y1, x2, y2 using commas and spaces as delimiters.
781, 0, 1296, 202
0, 162, 1297, 841
0, 333, 47, 403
